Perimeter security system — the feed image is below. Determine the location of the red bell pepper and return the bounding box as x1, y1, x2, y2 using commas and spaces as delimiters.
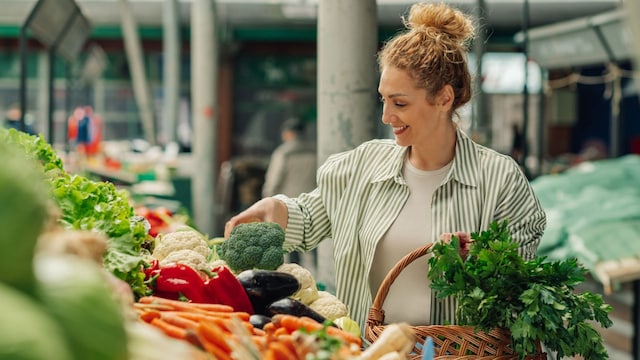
153, 263, 209, 303
148, 262, 254, 314
143, 259, 160, 280
204, 265, 254, 314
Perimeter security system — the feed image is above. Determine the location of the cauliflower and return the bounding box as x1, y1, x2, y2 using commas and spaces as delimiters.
277, 263, 319, 305
309, 290, 349, 321
219, 222, 285, 273
152, 229, 210, 261
159, 249, 209, 271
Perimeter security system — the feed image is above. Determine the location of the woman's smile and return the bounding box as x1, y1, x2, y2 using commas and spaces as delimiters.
393, 125, 409, 135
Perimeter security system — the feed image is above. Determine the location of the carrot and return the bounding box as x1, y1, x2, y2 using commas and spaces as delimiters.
172, 311, 221, 323
265, 341, 298, 360
174, 309, 250, 321
199, 336, 234, 360
139, 310, 161, 323
205, 311, 251, 321
274, 327, 289, 337
161, 312, 200, 329
274, 315, 362, 347
273, 334, 297, 358
251, 335, 268, 351
150, 317, 188, 340
263, 348, 277, 360
134, 302, 174, 312
138, 296, 234, 312
275, 314, 323, 332
196, 321, 232, 353
325, 324, 363, 347
252, 327, 266, 337
263, 322, 276, 334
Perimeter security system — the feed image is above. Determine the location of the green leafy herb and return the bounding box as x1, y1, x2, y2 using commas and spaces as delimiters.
428, 220, 613, 360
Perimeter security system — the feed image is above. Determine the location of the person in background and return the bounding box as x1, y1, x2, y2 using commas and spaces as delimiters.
68, 106, 103, 156
262, 117, 317, 199
3, 103, 36, 135
225, 2, 546, 331
262, 117, 317, 264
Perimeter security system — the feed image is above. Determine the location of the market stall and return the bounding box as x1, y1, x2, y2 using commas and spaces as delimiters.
520, 8, 640, 358
1, 127, 617, 360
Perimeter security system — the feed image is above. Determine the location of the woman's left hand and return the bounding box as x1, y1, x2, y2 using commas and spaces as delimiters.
439, 231, 472, 259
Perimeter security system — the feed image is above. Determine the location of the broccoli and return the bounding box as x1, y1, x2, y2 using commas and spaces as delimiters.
219, 222, 285, 273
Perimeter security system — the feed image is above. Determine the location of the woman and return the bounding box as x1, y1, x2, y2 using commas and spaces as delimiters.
225, 2, 546, 331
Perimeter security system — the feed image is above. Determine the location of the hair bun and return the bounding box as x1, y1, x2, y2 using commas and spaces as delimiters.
405, 3, 475, 46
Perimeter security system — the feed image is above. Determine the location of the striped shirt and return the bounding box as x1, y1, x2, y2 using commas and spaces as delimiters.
275, 128, 547, 331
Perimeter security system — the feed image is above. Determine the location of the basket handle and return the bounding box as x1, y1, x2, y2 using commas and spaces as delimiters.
367, 242, 434, 327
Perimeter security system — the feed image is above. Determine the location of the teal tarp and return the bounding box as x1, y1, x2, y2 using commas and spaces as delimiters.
532, 155, 640, 275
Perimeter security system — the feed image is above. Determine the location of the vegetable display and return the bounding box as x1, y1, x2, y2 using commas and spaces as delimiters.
134, 296, 370, 359
0, 128, 148, 297
0, 127, 418, 359
428, 220, 613, 359
0, 133, 129, 360
0, 138, 49, 294
146, 262, 255, 314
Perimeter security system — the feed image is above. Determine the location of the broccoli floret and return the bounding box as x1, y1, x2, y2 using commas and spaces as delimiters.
220, 222, 285, 273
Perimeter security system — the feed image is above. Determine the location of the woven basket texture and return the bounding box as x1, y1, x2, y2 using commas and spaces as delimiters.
364, 243, 547, 360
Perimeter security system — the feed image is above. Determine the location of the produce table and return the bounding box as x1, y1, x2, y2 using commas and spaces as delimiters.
84, 163, 138, 185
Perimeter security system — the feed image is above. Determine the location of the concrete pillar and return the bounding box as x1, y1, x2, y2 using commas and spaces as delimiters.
162, 0, 181, 144
625, 1, 640, 95
316, 0, 378, 291
190, 0, 218, 236
118, 0, 157, 145
37, 50, 49, 140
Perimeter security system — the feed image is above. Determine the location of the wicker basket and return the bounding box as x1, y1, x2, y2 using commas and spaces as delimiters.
365, 243, 547, 360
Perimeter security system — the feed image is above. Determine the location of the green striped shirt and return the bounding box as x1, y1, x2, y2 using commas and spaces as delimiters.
275, 128, 547, 330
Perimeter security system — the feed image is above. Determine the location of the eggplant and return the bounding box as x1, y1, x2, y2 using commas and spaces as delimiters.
266, 297, 329, 325
236, 270, 300, 315
249, 314, 272, 329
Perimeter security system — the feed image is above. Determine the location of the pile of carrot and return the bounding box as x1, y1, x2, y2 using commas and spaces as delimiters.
134, 296, 362, 360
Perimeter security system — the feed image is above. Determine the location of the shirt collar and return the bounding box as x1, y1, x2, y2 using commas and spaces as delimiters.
446, 128, 479, 187
370, 127, 479, 187
371, 145, 408, 184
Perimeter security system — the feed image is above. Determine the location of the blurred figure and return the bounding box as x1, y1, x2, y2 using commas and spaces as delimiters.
68, 106, 103, 156
262, 117, 316, 199
3, 103, 36, 135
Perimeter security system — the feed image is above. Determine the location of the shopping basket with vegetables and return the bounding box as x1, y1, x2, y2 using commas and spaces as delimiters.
365, 242, 545, 360
365, 221, 613, 360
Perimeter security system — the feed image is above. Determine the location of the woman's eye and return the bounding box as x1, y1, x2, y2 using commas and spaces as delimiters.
394, 102, 406, 107
379, 96, 385, 103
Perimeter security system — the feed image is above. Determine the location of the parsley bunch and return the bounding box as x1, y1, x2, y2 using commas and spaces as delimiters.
428, 220, 613, 359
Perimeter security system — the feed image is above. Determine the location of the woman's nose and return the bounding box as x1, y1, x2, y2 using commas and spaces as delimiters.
381, 105, 391, 124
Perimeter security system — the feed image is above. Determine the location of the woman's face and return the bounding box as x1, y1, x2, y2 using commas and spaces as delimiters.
378, 66, 449, 147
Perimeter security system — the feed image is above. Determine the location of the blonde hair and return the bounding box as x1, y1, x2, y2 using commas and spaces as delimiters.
378, 2, 475, 112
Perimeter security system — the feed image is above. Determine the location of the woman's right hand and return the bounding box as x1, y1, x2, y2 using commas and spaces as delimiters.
439, 231, 472, 260
224, 197, 289, 238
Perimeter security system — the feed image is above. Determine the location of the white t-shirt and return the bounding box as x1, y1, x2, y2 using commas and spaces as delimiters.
369, 157, 452, 325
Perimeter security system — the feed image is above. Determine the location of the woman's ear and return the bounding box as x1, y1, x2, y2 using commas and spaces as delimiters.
437, 85, 454, 109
